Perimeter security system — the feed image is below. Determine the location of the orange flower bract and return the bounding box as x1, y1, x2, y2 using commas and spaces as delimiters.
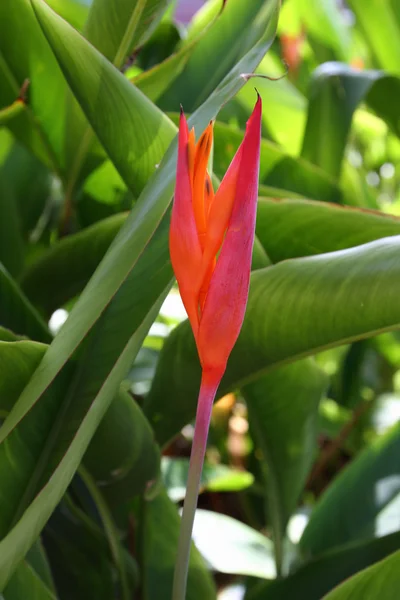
169, 95, 262, 373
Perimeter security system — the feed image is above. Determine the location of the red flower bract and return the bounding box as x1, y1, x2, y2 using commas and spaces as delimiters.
169, 95, 262, 373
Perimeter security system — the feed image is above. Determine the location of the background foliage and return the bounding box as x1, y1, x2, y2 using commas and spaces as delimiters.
1, 0, 400, 598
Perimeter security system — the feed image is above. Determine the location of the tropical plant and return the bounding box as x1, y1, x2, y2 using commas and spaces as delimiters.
1, 0, 400, 599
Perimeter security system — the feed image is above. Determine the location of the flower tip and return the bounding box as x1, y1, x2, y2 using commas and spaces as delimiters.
180, 104, 184, 116
252, 89, 262, 116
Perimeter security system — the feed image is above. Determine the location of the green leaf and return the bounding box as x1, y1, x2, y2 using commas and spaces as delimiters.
64, 0, 170, 206
247, 531, 400, 600
141, 489, 217, 599
347, 0, 400, 72
133, 21, 208, 103
0, 0, 66, 173
242, 360, 327, 571
84, 0, 169, 64
0, 175, 24, 278
46, 0, 89, 30
78, 467, 137, 599
159, 0, 278, 111
83, 388, 161, 505
0, 299, 162, 589
301, 64, 400, 178
322, 549, 400, 600
25, 540, 55, 593
2, 540, 55, 599
255, 199, 400, 263
144, 236, 400, 447
296, 0, 351, 60
213, 122, 341, 202
49, 7, 177, 200
137, 17, 181, 69
43, 498, 136, 600
0, 328, 23, 343
20, 213, 127, 314
162, 457, 254, 502
300, 421, 400, 557
2, 561, 57, 600
2, 142, 51, 237
192, 509, 276, 579
0, 266, 50, 342
0, 340, 46, 415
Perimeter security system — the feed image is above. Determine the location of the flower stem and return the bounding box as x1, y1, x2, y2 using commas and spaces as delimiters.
172, 368, 223, 600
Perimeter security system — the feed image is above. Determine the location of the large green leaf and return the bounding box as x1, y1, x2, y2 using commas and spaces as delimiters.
144, 236, 400, 446
300, 421, 400, 557
141, 489, 217, 599
255, 199, 400, 263
322, 549, 400, 600
301, 64, 400, 178
247, 531, 400, 600
242, 360, 327, 572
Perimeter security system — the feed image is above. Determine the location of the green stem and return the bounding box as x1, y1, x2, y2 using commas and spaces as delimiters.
172, 368, 222, 600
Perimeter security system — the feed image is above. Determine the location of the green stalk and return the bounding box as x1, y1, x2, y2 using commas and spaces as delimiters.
172, 368, 222, 600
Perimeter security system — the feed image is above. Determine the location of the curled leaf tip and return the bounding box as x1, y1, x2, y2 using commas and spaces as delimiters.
179, 103, 184, 115
241, 69, 289, 83
219, 0, 228, 15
